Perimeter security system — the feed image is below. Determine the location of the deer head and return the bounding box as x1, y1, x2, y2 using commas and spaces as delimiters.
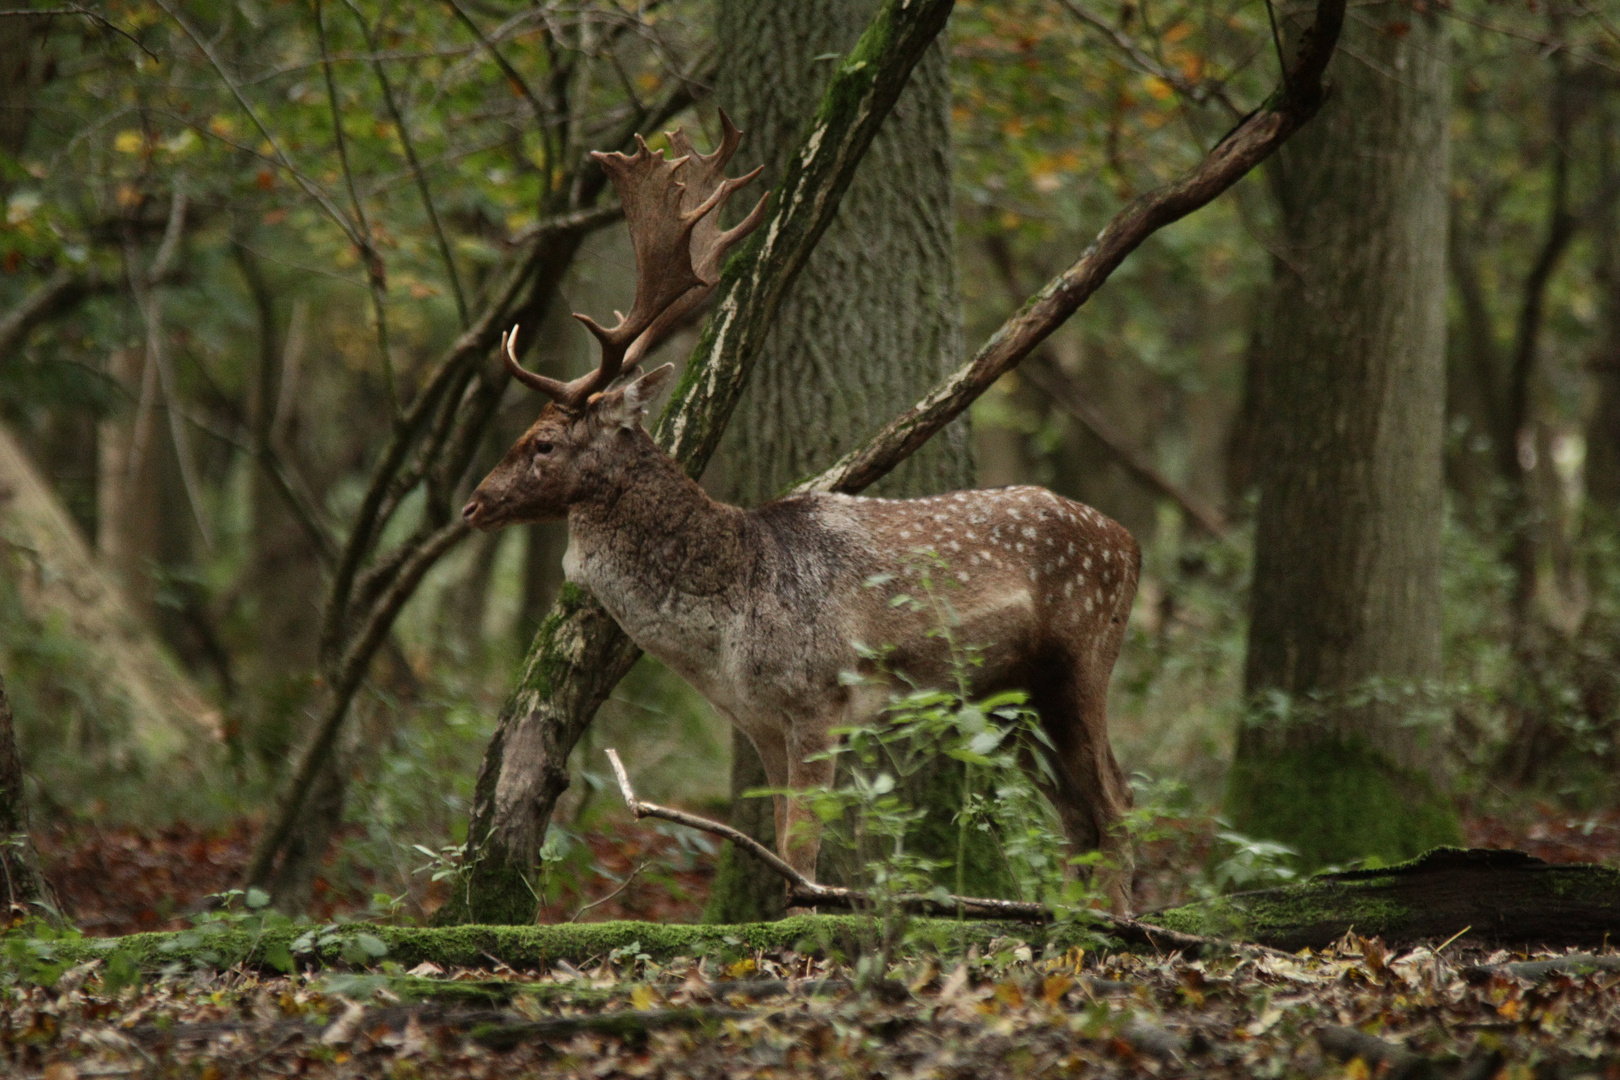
462, 114, 765, 530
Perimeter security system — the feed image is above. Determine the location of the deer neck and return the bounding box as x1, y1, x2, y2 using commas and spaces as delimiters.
562, 432, 745, 667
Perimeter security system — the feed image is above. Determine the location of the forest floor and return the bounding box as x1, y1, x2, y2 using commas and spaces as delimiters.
5, 805, 1619, 1077
32, 801, 1620, 937
3, 929, 1618, 1077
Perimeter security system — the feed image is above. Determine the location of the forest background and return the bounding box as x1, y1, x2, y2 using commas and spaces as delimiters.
0, 0, 1616, 934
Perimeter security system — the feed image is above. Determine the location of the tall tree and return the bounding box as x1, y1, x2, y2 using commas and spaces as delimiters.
703, 0, 982, 921
0, 672, 61, 922
1226, 4, 1461, 866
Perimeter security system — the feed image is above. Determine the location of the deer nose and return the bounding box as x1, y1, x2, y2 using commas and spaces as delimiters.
461, 497, 482, 524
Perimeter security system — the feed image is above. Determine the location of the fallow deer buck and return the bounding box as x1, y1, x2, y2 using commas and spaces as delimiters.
462, 117, 1140, 911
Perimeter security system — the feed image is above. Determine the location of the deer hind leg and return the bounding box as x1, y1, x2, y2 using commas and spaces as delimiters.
1027, 657, 1136, 913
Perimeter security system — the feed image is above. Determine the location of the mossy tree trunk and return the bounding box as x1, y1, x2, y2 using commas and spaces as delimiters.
0, 673, 60, 921
443, 0, 959, 926
705, 0, 988, 923
1225, 4, 1462, 868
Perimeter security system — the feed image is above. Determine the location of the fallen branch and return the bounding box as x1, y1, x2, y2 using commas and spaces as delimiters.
1315, 1025, 1428, 1080
1462, 953, 1620, 984
603, 748, 1220, 954
1148, 847, 1620, 950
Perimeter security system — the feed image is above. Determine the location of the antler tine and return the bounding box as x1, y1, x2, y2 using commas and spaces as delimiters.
524, 117, 765, 405
621, 112, 769, 370
501, 325, 578, 400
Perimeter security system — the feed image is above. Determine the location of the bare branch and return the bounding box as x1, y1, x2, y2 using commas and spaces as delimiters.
1057, 0, 1240, 116
344, 0, 470, 328
248, 520, 470, 888
315, 0, 397, 415
603, 750, 1223, 953
152, 0, 359, 247
0, 5, 157, 59
443, 0, 548, 130
797, 0, 1347, 497
1023, 362, 1228, 538
0, 269, 114, 362
979, 235, 1226, 537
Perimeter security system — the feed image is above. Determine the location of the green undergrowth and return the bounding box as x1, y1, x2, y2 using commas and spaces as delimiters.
4, 915, 1110, 983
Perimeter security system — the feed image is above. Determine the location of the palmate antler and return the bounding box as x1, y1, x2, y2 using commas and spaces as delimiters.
505, 111, 767, 409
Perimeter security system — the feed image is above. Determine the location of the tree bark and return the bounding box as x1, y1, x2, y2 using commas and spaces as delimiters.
0, 423, 220, 751
1574, 96, 1620, 774
1150, 848, 1620, 952
1227, 3, 1460, 868
235, 247, 324, 773
96, 346, 163, 627
705, 0, 984, 923
0, 672, 60, 921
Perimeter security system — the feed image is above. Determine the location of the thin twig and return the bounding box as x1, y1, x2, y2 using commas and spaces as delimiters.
315, 0, 397, 415
443, 0, 548, 127
0, 5, 157, 59
344, 0, 469, 328
152, 0, 359, 247
1057, 0, 1240, 116
569, 860, 647, 922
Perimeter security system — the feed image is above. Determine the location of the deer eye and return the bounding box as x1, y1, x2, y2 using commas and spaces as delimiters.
534, 442, 554, 456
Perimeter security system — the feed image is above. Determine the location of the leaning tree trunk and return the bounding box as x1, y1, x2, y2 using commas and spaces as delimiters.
1225, 3, 1462, 869
704, 0, 984, 923
0, 673, 61, 922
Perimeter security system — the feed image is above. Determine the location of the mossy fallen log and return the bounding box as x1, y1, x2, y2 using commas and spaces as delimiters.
31, 914, 1065, 976
1148, 848, 1620, 951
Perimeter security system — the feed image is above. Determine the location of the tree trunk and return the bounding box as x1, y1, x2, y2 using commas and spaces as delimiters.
1574, 97, 1620, 772
96, 347, 163, 627
0, 423, 220, 753
705, 0, 982, 922
1225, 5, 1461, 868
236, 249, 324, 773
0, 672, 60, 922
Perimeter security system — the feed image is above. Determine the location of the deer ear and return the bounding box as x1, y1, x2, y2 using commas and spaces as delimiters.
595, 363, 675, 429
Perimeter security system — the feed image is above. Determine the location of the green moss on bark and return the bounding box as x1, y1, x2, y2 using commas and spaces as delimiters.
33, 916, 1054, 976
1224, 736, 1461, 870
433, 857, 539, 928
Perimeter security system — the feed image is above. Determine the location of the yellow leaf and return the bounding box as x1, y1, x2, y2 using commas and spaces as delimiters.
1344, 1058, 1371, 1080
114, 130, 144, 154
1164, 21, 1194, 42
993, 981, 1024, 1008
1145, 77, 1174, 101
208, 115, 235, 138
725, 957, 756, 979
630, 985, 658, 1010
1041, 974, 1074, 1005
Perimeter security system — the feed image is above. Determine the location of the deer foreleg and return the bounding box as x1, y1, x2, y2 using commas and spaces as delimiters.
781, 725, 837, 889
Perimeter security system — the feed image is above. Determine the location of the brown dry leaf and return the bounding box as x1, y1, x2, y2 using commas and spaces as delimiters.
319, 1000, 366, 1046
